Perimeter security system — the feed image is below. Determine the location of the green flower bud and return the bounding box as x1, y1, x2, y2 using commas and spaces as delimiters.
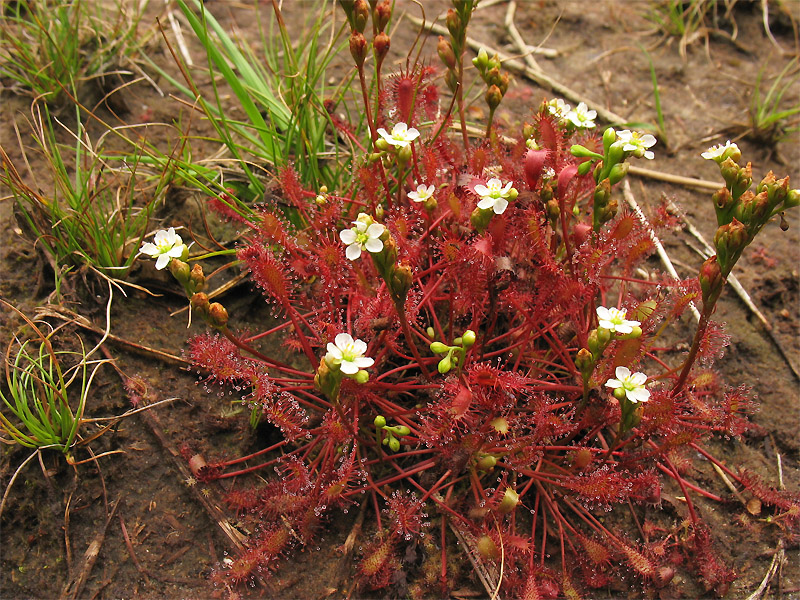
485, 84, 503, 110
388, 436, 400, 452
476, 455, 497, 470
426, 326, 436, 339
785, 189, 800, 209
613, 387, 627, 401
577, 160, 594, 176
374, 415, 387, 428
438, 353, 452, 374
608, 161, 629, 185
392, 425, 410, 436
438, 36, 456, 70
430, 341, 450, 354
602, 127, 617, 155
571, 144, 604, 160
461, 330, 476, 348
354, 370, 369, 384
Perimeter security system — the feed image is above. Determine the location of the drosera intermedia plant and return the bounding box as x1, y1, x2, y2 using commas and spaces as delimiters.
0, 0, 154, 108
746, 57, 800, 149
139, 2, 800, 597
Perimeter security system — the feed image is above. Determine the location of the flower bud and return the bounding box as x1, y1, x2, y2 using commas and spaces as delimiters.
608, 161, 629, 185
472, 47, 489, 71
373, 0, 391, 31
613, 387, 627, 401
426, 326, 436, 339
169, 258, 191, 286
208, 302, 229, 329
545, 198, 560, 221
445, 69, 459, 94
373, 31, 390, 62
349, 31, 368, 68
388, 436, 400, 452
587, 330, 600, 355
374, 415, 387, 428
577, 160, 594, 176
438, 354, 452, 374
446, 8, 461, 39
597, 326, 611, 347
714, 218, 748, 271
423, 196, 438, 212
389, 263, 412, 302
189, 263, 205, 292
190, 292, 210, 313
485, 84, 503, 110
470, 206, 493, 232
353, 0, 369, 32
712, 187, 734, 216
397, 144, 413, 167
430, 341, 450, 354
354, 369, 369, 384
497, 487, 519, 514
699, 255, 724, 306
602, 127, 617, 155
785, 188, 800, 209
593, 178, 611, 208
461, 330, 476, 348
575, 347, 593, 374
392, 425, 410, 436
437, 36, 456, 70
476, 455, 497, 471
571, 144, 603, 159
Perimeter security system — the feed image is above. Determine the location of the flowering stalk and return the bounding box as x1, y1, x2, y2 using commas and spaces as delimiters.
674, 144, 799, 394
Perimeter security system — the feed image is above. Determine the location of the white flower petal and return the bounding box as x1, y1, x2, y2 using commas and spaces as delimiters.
615, 366, 632, 380
474, 184, 489, 197
340, 360, 359, 375
155, 254, 170, 270
366, 223, 385, 238
627, 388, 651, 403
354, 356, 374, 368
326, 343, 343, 359
477, 197, 495, 210
167, 245, 186, 258
335, 333, 354, 348
340, 229, 357, 244
345, 244, 362, 261
140, 242, 159, 256
630, 372, 648, 386
615, 324, 633, 334
643, 150, 654, 160
365, 238, 383, 253
352, 339, 368, 355
605, 378, 622, 389
493, 198, 509, 214
596, 306, 611, 320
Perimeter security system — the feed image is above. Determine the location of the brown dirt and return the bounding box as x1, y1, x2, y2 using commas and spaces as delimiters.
1, 1, 798, 599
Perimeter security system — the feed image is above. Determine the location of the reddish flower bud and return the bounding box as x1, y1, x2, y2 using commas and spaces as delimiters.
373, 31, 390, 62
208, 302, 229, 329
485, 84, 502, 110
713, 186, 734, 215
189, 263, 205, 293
373, 0, 391, 32
437, 36, 456, 70
446, 9, 461, 39
349, 31, 368, 68
699, 255, 724, 306
353, 0, 369, 33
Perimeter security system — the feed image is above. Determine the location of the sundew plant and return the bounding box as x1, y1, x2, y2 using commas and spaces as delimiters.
139, 1, 800, 597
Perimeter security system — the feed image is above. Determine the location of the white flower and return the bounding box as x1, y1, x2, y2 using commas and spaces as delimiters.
408, 183, 435, 203
139, 227, 187, 270
339, 214, 385, 261
377, 122, 420, 148
605, 366, 651, 403
615, 130, 657, 160
546, 98, 571, 120
474, 178, 516, 214
566, 102, 597, 129
596, 306, 640, 335
325, 333, 374, 375
701, 140, 739, 160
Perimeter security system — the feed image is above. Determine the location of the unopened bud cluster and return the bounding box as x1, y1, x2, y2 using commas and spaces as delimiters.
429, 329, 476, 375
472, 48, 510, 112
700, 142, 799, 306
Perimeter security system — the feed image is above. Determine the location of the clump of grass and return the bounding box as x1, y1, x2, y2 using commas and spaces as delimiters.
645, 0, 741, 60
0, 0, 154, 108
0, 102, 166, 283
0, 302, 107, 457
148, 0, 360, 203
747, 57, 800, 147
